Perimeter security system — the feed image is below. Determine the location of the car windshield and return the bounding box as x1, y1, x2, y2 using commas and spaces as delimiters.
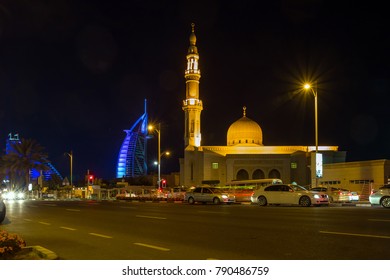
209, 188, 222, 193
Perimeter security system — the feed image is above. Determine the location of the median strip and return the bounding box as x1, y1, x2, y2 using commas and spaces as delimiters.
320, 230, 390, 239
134, 242, 170, 251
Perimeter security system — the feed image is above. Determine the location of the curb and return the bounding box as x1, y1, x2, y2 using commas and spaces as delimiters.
28, 245, 59, 260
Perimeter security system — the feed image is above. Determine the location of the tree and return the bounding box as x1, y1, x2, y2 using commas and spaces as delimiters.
0, 138, 50, 190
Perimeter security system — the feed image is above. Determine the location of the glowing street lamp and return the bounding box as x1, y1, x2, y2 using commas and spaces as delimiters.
148, 123, 170, 187
303, 82, 320, 188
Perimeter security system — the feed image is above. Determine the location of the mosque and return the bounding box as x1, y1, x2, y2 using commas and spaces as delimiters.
178, 24, 390, 195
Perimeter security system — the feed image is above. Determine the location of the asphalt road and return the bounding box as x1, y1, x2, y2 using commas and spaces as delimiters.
1, 200, 390, 260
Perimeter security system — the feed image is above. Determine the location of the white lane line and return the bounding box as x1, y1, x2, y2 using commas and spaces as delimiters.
134, 243, 170, 251
88, 233, 113, 239
198, 211, 229, 214
38, 221, 51, 225
136, 215, 167, 220
320, 230, 390, 239
66, 209, 81, 212
368, 219, 390, 222
24, 219, 33, 222
60, 226, 77, 231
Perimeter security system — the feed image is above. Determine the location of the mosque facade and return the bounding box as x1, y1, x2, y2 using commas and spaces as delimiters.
179, 24, 346, 188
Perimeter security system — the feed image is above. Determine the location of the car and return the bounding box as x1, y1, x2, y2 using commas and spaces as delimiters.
251, 183, 329, 207
310, 186, 358, 202
184, 186, 236, 204
0, 198, 6, 224
2, 190, 26, 200
369, 184, 390, 208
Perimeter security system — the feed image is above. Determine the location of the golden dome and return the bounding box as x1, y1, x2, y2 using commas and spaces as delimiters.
227, 107, 263, 146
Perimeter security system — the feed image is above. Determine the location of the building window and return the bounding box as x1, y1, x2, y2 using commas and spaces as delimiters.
212, 162, 218, 169
291, 162, 297, 169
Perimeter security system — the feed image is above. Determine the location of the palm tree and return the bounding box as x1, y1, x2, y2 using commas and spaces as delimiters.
0, 138, 50, 191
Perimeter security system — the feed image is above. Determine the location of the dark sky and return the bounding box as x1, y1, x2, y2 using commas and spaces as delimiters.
0, 0, 389, 182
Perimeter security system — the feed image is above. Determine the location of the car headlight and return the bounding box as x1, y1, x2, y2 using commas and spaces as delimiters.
314, 194, 320, 199
221, 195, 228, 199
17, 192, 25, 199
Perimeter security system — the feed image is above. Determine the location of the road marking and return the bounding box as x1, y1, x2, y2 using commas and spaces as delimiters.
38, 221, 51, 225
60, 226, 77, 231
24, 219, 33, 222
198, 210, 229, 214
120, 206, 137, 209
320, 230, 390, 239
89, 233, 113, 239
134, 243, 170, 251
66, 209, 81, 212
368, 219, 390, 222
136, 215, 167, 220
42, 203, 57, 207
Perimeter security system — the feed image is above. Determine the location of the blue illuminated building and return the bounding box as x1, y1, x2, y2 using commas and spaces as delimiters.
116, 99, 149, 178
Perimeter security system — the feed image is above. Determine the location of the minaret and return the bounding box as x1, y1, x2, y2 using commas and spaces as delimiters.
182, 23, 203, 147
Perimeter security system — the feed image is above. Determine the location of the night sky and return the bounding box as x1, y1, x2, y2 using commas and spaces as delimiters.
0, 0, 389, 182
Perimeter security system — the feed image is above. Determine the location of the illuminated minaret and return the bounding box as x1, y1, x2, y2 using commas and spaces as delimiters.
182, 23, 203, 147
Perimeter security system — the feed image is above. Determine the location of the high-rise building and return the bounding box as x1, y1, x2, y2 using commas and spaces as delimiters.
116, 99, 149, 178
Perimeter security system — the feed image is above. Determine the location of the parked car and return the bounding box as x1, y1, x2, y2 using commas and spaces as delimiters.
0, 198, 6, 223
369, 184, 390, 208
310, 186, 359, 202
251, 184, 329, 207
184, 186, 236, 204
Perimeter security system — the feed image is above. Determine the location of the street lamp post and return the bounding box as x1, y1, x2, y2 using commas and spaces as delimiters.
149, 123, 162, 187
65, 151, 73, 196
304, 82, 319, 188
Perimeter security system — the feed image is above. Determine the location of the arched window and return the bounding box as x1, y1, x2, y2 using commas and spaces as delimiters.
236, 169, 249, 180
268, 169, 281, 179
252, 169, 265, 179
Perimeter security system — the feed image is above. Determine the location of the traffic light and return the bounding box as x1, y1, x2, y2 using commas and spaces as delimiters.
161, 179, 167, 188
87, 175, 94, 185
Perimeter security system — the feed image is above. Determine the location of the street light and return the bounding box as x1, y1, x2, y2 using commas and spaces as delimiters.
303, 82, 319, 188
148, 123, 170, 187
65, 151, 73, 191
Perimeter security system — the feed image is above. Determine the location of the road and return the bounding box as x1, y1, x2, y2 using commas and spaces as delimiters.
2, 200, 390, 260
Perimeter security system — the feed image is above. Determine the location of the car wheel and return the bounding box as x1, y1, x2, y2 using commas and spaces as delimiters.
188, 197, 195, 204
380, 197, 390, 208
257, 196, 267, 206
299, 196, 311, 207
213, 197, 220, 204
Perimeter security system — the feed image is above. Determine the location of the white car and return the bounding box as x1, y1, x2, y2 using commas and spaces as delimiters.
251, 184, 329, 207
369, 184, 390, 208
184, 186, 236, 204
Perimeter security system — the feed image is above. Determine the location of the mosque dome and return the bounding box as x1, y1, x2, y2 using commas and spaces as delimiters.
227, 107, 263, 146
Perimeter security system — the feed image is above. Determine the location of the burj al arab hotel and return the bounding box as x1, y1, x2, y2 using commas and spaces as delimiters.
116, 99, 149, 178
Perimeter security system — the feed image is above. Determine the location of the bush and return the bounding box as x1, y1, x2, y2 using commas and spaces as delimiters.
0, 230, 26, 260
